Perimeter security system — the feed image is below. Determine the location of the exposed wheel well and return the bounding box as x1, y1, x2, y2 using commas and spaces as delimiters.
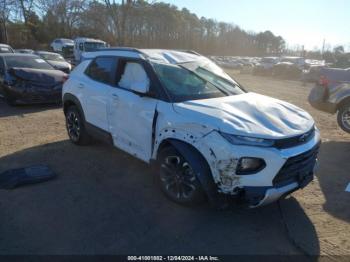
63, 100, 75, 115
156, 139, 172, 159
62, 94, 85, 122
156, 138, 210, 172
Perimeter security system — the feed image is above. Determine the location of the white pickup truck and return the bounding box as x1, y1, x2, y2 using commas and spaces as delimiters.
62, 48, 321, 208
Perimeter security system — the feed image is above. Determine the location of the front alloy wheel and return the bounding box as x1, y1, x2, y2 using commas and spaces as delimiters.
158, 147, 205, 205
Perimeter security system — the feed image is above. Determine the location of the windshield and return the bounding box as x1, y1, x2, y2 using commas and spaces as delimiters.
39, 53, 65, 61
84, 42, 106, 52
5, 56, 54, 70
152, 59, 244, 102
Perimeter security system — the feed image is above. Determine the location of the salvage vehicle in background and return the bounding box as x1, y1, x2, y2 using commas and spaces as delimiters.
0, 54, 68, 105
272, 56, 305, 79
35, 51, 72, 73
73, 37, 107, 63
50, 38, 74, 52
302, 65, 326, 84
309, 67, 350, 133
0, 44, 14, 53
15, 49, 34, 54
63, 48, 320, 208
61, 45, 75, 65
253, 57, 279, 75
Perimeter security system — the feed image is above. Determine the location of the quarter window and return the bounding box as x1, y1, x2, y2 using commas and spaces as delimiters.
85, 57, 116, 85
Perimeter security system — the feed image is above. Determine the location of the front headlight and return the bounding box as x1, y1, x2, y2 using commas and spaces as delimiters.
220, 132, 274, 147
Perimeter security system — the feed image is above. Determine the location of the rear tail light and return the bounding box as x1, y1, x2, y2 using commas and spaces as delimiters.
318, 75, 329, 87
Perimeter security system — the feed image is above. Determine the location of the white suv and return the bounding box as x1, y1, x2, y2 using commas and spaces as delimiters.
50, 38, 74, 52
62, 48, 321, 208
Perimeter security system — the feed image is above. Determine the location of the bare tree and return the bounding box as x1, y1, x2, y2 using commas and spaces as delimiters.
0, 0, 16, 43
104, 0, 135, 45
17, 0, 35, 25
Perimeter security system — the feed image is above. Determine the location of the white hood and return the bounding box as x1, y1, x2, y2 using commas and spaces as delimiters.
173, 92, 314, 139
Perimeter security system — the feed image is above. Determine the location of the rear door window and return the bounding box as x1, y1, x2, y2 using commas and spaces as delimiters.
85, 57, 117, 85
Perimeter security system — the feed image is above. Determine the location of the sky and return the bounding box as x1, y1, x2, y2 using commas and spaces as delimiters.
162, 0, 350, 51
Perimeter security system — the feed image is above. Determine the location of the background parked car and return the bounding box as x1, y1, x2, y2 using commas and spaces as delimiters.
253, 57, 280, 75
73, 37, 107, 63
308, 67, 350, 132
50, 38, 74, 52
0, 44, 14, 53
0, 54, 68, 105
302, 65, 327, 83
15, 49, 34, 54
61, 45, 74, 64
272, 62, 302, 79
35, 51, 72, 73
271, 56, 305, 79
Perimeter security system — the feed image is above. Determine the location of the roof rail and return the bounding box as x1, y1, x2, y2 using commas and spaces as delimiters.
181, 50, 201, 56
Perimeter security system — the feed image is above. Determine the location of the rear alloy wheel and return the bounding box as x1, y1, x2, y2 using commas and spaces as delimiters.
338, 104, 350, 133
65, 106, 91, 145
158, 147, 205, 205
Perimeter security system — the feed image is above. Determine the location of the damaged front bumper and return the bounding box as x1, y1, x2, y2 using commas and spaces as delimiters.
196, 128, 321, 208
244, 178, 313, 208
254, 182, 300, 207
244, 143, 320, 207
237, 146, 318, 208
244, 182, 299, 208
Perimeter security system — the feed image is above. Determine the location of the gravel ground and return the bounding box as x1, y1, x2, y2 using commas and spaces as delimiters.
0, 73, 349, 256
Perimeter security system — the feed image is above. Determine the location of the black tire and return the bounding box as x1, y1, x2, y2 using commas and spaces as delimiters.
157, 146, 206, 206
65, 105, 91, 145
337, 103, 350, 133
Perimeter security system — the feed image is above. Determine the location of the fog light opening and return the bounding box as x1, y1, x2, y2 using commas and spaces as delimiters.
236, 157, 266, 175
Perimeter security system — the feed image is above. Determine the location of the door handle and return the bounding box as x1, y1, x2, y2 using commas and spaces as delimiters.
78, 83, 85, 89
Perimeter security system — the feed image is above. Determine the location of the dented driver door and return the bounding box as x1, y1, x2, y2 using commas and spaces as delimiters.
107, 60, 158, 162
107, 89, 157, 162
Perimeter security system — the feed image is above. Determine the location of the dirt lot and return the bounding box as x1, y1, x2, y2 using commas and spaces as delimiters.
0, 73, 349, 256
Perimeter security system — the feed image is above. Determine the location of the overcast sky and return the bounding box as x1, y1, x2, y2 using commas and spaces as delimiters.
162, 0, 350, 51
